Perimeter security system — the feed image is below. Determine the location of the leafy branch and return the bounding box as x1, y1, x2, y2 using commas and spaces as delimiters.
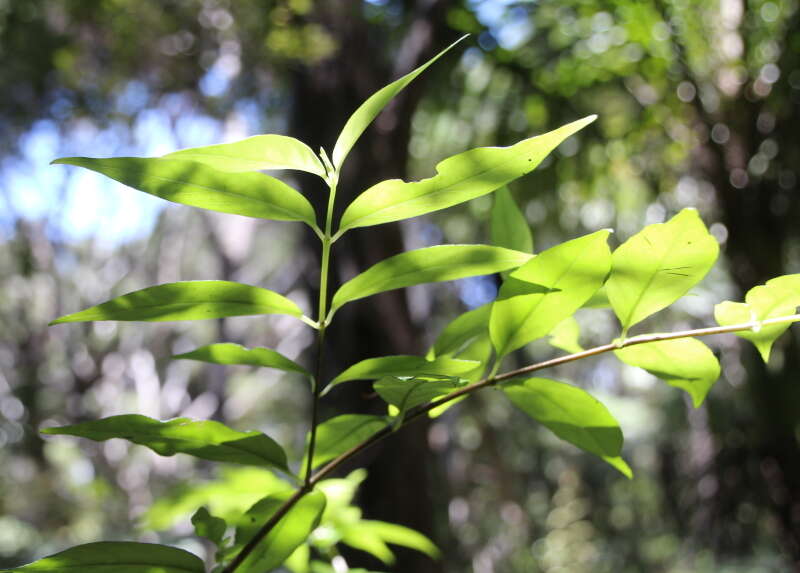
219, 312, 800, 571
13, 35, 800, 573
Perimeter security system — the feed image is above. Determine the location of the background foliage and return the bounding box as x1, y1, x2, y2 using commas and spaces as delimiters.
1, 1, 799, 571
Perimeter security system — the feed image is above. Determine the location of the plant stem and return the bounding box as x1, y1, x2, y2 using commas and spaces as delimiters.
304, 173, 338, 486
224, 312, 800, 572
221, 485, 310, 573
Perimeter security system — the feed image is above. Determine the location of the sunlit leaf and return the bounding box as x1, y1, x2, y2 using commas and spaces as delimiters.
490, 230, 611, 359
3, 542, 204, 572
331, 36, 467, 170
307, 415, 389, 469
328, 355, 478, 391
615, 338, 720, 407
143, 468, 290, 531
330, 245, 531, 316
339, 518, 440, 565
232, 490, 326, 573
357, 520, 440, 559
490, 187, 533, 254
714, 274, 800, 361
426, 303, 491, 359
49, 281, 304, 325
503, 378, 631, 478
174, 343, 309, 377
51, 157, 318, 227
607, 209, 718, 332
337, 116, 595, 233
164, 135, 326, 177
548, 316, 584, 355
374, 376, 467, 419
191, 507, 227, 547
42, 414, 289, 472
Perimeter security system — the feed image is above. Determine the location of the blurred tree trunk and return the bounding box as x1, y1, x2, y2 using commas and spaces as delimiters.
688, 29, 800, 571
289, 1, 454, 570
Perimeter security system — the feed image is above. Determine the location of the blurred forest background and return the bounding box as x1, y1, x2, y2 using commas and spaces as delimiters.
2, 0, 800, 571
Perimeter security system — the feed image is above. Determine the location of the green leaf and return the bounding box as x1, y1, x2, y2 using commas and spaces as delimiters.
490, 230, 612, 359
503, 378, 631, 478
330, 245, 532, 316
548, 316, 584, 355
340, 519, 440, 565
233, 490, 326, 573
374, 376, 467, 418
191, 507, 227, 547
163, 134, 326, 177
174, 343, 309, 377
490, 187, 533, 254
357, 520, 440, 559
337, 116, 595, 233
606, 208, 718, 332
331, 36, 467, 170
615, 338, 720, 407
328, 355, 479, 391
49, 280, 304, 325
51, 157, 318, 227
2, 542, 205, 572
714, 274, 800, 361
143, 468, 291, 531
308, 414, 389, 469
427, 303, 491, 359
42, 414, 289, 472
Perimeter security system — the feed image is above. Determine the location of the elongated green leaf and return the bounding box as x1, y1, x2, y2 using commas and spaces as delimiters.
427, 303, 491, 359
308, 414, 389, 469
357, 520, 440, 559
331, 245, 531, 315
607, 209, 718, 332
491, 187, 533, 253
174, 343, 309, 377
337, 116, 595, 233
548, 316, 584, 355
49, 280, 304, 325
191, 507, 227, 547
233, 490, 326, 572
490, 230, 611, 359
328, 355, 478, 390
714, 274, 800, 361
374, 376, 466, 417
503, 378, 631, 478
331, 36, 467, 170
163, 135, 325, 177
340, 519, 440, 565
2, 542, 205, 573
615, 338, 720, 407
52, 157, 318, 227
42, 414, 289, 472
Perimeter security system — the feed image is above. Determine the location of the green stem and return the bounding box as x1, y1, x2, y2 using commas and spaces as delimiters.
222, 306, 800, 572
304, 173, 338, 486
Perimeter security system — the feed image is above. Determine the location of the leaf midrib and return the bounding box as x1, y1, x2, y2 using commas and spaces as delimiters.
620, 226, 686, 329
168, 151, 320, 174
